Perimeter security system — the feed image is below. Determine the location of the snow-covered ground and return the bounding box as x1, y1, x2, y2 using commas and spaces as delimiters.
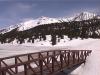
70, 39, 100, 75
0, 38, 100, 75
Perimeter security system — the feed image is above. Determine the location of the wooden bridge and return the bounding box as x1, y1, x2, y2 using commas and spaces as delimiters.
0, 50, 92, 75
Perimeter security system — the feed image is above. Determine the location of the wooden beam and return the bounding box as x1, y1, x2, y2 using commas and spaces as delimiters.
24, 64, 27, 75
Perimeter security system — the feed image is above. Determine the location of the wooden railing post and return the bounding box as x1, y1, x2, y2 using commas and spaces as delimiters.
67, 51, 70, 66
64, 50, 67, 65
0, 59, 5, 75
47, 51, 49, 64
28, 54, 30, 61
24, 64, 27, 75
60, 51, 63, 70
1, 71, 6, 75
39, 53, 43, 75
28, 54, 31, 69
80, 51, 83, 61
0, 58, 2, 75
0, 59, 6, 75
15, 57, 18, 74
82, 51, 84, 61
52, 51, 55, 72
87, 50, 92, 56
78, 51, 80, 62
84, 51, 86, 60
73, 51, 75, 64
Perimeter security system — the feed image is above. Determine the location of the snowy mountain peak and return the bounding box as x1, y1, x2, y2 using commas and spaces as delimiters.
18, 16, 59, 31
73, 12, 96, 21
0, 11, 99, 33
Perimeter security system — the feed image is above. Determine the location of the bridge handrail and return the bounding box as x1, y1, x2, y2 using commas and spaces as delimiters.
0, 50, 92, 75
0, 50, 91, 60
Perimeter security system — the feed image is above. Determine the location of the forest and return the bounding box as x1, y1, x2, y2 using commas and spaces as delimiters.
0, 18, 100, 45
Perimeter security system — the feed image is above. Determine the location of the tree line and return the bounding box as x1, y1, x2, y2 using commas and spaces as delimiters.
0, 18, 100, 45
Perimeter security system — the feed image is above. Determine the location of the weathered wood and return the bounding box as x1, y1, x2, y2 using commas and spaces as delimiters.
2, 60, 15, 74
47, 51, 49, 64
60, 51, 63, 71
28, 64, 37, 75
24, 64, 27, 75
0, 50, 92, 75
39, 53, 43, 75
15, 57, 18, 74
51, 51, 55, 73
67, 51, 70, 66
0, 59, 1, 75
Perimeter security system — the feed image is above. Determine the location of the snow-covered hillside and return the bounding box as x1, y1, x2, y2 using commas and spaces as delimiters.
18, 16, 60, 31
73, 12, 96, 21
0, 12, 99, 34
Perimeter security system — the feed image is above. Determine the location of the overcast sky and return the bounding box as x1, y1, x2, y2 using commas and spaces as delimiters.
0, 0, 100, 28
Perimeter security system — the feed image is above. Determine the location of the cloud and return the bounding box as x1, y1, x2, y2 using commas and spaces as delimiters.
15, 3, 37, 10
12, 3, 35, 12
0, 2, 37, 19
17, 3, 32, 9
0, 2, 39, 28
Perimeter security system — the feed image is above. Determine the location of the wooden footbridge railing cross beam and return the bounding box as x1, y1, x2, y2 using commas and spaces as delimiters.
0, 50, 92, 75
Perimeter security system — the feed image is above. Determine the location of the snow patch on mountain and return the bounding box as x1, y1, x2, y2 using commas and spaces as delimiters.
18, 16, 59, 31
0, 12, 99, 34
0, 24, 19, 34
73, 12, 96, 21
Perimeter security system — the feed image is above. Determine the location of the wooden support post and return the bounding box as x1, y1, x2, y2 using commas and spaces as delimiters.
28, 55, 30, 69
64, 51, 66, 60
39, 53, 43, 75
67, 51, 70, 66
73, 52, 75, 64
87, 51, 89, 56
39, 60, 43, 75
78, 51, 80, 62
28, 55, 30, 61
52, 56, 54, 73
15, 57, 18, 74
0, 71, 4, 75
0, 59, 5, 75
81, 51, 84, 61
47, 51, 49, 64
87, 50, 91, 56
0, 59, 1, 75
1, 71, 6, 75
52, 51, 55, 73
84, 51, 87, 60
60, 51, 63, 71
64, 50, 67, 66
24, 64, 27, 75
86, 51, 88, 57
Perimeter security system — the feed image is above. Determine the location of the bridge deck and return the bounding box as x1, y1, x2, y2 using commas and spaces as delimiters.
13, 60, 84, 75
0, 50, 92, 75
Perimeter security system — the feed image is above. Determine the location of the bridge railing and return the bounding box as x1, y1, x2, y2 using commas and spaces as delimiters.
0, 50, 92, 75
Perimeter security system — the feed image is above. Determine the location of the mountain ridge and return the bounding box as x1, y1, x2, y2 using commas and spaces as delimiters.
0, 12, 99, 34
0, 17, 100, 45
